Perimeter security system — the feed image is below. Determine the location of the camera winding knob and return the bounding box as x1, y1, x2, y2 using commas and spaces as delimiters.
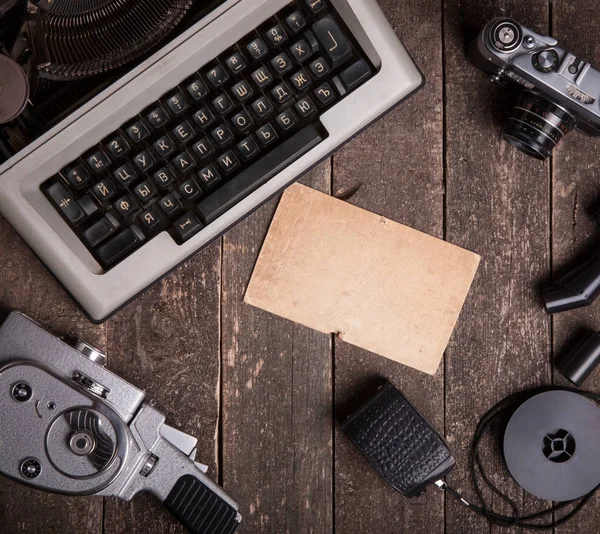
491, 20, 523, 52
74, 340, 107, 366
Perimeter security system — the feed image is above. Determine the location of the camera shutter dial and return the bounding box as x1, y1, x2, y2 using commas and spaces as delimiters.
533, 49, 559, 73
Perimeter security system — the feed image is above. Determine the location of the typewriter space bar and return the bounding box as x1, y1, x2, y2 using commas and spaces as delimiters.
197, 125, 323, 224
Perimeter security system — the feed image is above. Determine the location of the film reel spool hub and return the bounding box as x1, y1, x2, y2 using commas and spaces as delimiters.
503, 390, 600, 501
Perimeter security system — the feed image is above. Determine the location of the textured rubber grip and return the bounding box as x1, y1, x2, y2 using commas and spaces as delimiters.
164, 475, 240, 534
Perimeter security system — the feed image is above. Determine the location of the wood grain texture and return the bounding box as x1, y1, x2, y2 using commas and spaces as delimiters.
221, 163, 333, 534
333, 0, 445, 532
552, 3, 600, 533
102, 245, 222, 534
3, 0, 600, 533
443, 1, 552, 533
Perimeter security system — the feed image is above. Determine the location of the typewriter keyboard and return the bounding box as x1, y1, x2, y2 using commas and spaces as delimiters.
43, 0, 374, 269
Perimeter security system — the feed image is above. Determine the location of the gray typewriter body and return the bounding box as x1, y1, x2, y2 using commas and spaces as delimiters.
0, 0, 423, 323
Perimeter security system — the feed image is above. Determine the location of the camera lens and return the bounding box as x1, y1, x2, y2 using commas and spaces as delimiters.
503, 92, 576, 160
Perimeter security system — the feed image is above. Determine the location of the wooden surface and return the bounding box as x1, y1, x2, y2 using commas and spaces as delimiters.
2, 0, 600, 532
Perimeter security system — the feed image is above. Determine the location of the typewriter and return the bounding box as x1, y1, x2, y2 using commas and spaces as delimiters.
0, 0, 423, 323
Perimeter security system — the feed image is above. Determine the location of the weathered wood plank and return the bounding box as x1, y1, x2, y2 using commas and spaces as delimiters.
0, 220, 104, 534
333, 0, 445, 532
220, 164, 332, 534
102, 245, 222, 534
552, 2, 600, 532
444, 1, 551, 533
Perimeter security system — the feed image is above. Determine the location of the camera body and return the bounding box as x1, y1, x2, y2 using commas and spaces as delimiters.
470, 18, 600, 159
0, 312, 241, 534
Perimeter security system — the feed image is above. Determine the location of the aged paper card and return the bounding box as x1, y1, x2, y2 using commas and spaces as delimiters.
245, 183, 480, 374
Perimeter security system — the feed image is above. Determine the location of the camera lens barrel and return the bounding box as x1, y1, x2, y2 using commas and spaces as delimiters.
503, 92, 576, 160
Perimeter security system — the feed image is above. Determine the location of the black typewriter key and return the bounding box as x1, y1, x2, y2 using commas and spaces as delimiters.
159, 194, 182, 217
140, 208, 162, 232
133, 150, 156, 172
165, 92, 189, 115
83, 213, 119, 246
256, 123, 278, 147
96, 226, 145, 265
251, 96, 274, 118
146, 106, 169, 129
153, 135, 176, 157
232, 80, 253, 102
231, 110, 253, 133
266, 25, 288, 47
290, 69, 311, 91
314, 82, 336, 106
114, 196, 137, 218
125, 120, 149, 143
86, 149, 110, 174
286, 11, 307, 33
304, 29, 319, 54
340, 59, 372, 91
217, 150, 240, 175
114, 163, 137, 186
271, 82, 293, 104
312, 16, 352, 67
193, 107, 215, 129
206, 65, 228, 88
172, 151, 196, 174
212, 93, 234, 115
211, 124, 234, 147
251, 66, 273, 89
47, 182, 85, 224
192, 138, 214, 160
305, 0, 326, 14
237, 137, 259, 160
247, 38, 268, 60
271, 53, 293, 75
186, 78, 209, 100
290, 40, 312, 63
197, 164, 221, 190
78, 195, 99, 218
276, 109, 297, 132
173, 213, 202, 242
309, 57, 330, 78
134, 181, 157, 204
63, 165, 90, 189
179, 178, 202, 201
106, 135, 130, 158
226, 52, 247, 74
153, 167, 176, 190
295, 96, 317, 118
173, 121, 195, 144
92, 179, 116, 202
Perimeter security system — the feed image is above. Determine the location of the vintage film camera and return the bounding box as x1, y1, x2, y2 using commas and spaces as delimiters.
470, 18, 600, 160
0, 312, 241, 534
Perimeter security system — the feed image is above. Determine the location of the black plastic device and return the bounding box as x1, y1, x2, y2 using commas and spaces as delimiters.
543, 249, 600, 313
557, 330, 600, 386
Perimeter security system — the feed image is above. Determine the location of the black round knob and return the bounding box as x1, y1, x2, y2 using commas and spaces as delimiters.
12, 382, 32, 402
20, 458, 42, 479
